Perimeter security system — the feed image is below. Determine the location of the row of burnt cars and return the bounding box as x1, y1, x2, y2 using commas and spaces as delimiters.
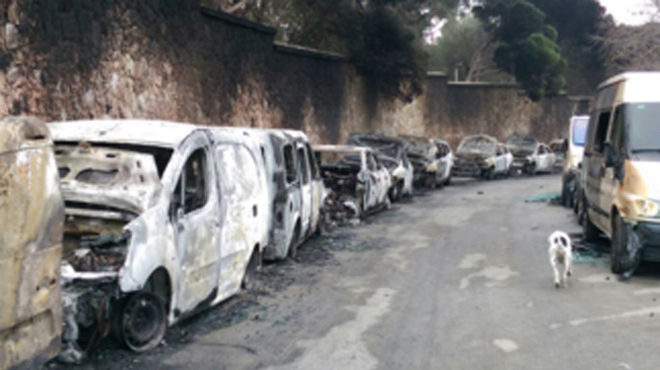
0, 118, 460, 368
452, 133, 564, 179
0, 117, 563, 369
316, 134, 455, 228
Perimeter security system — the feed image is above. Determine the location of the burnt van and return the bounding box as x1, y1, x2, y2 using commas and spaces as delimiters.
49, 120, 268, 354
0, 117, 64, 370
582, 72, 660, 276
252, 130, 324, 260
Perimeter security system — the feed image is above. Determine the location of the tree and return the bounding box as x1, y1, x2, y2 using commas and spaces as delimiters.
595, 22, 660, 76
202, 0, 461, 102
425, 17, 509, 82
474, 1, 567, 100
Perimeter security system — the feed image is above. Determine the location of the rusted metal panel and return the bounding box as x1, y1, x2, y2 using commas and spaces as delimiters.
0, 117, 64, 370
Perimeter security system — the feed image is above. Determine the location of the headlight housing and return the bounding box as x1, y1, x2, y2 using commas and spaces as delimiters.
633, 197, 660, 218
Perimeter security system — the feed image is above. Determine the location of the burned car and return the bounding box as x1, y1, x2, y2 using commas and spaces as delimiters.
313, 145, 391, 218
549, 138, 567, 173
48, 120, 269, 356
0, 117, 64, 370
251, 129, 324, 260
346, 134, 413, 201
506, 134, 556, 175
452, 135, 513, 179
506, 135, 556, 175
399, 135, 454, 188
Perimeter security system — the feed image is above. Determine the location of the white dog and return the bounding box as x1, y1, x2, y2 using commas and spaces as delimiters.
549, 231, 573, 288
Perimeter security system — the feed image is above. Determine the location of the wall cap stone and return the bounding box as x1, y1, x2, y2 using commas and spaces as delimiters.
448, 81, 519, 89
200, 7, 277, 35
274, 42, 348, 62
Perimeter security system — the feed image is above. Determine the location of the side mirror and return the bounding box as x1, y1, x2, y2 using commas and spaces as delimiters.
603, 141, 615, 168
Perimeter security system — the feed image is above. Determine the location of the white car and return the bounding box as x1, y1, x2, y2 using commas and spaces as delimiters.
525, 142, 557, 175
452, 135, 513, 179
433, 139, 454, 185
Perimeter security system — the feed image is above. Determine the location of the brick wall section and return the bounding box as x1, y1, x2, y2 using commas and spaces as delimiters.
0, 1, 572, 149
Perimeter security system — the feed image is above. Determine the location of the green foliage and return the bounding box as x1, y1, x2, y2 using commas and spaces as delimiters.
344, 5, 428, 102
476, 1, 567, 100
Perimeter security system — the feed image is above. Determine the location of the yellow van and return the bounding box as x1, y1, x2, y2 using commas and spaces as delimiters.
582, 72, 660, 276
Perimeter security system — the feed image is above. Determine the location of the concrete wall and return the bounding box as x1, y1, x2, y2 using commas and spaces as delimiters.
0, 1, 572, 149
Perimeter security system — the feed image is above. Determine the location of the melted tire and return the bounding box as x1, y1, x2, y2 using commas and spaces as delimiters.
117, 292, 167, 353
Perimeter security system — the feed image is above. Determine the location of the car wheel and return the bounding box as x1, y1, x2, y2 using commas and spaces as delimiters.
393, 181, 404, 201
242, 248, 261, 290
117, 292, 167, 353
482, 168, 494, 180
611, 214, 626, 274
582, 201, 600, 242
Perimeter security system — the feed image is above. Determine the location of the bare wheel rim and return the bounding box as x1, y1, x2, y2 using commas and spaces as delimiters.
122, 292, 166, 352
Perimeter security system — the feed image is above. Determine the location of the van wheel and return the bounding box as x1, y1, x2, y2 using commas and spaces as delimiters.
611, 214, 626, 274
583, 202, 600, 242
117, 292, 167, 353
288, 225, 300, 259
445, 176, 452, 186
561, 180, 569, 207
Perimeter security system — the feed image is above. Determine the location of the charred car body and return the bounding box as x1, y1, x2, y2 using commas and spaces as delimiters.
251, 129, 324, 260
399, 135, 453, 188
313, 145, 391, 218
452, 135, 513, 179
0, 117, 64, 370
506, 135, 556, 175
346, 134, 413, 201
48, 120, 269, 356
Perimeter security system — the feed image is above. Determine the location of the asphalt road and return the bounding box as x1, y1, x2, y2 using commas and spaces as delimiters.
59, 175, 660, 370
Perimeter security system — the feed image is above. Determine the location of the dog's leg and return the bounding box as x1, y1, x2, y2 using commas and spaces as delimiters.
551, 257, 561, 288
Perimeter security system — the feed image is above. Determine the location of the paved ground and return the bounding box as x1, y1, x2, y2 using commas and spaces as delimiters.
52, 175, 660, 370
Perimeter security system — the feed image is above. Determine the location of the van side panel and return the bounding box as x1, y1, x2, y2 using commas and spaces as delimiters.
0, 119, 64, 369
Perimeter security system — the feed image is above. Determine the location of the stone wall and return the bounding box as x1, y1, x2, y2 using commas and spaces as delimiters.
0, 0, 572, 149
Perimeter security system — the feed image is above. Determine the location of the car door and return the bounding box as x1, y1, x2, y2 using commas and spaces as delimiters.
213, 143, 263, 298
305, 143, 323, 233
600, 105, 625, 235
296, 143, 313, 237
536, 145, 547, 171
373, 155, 390, 203
586, 109, 612, 230
495, 144, 506, 173
170, 144, 221, 313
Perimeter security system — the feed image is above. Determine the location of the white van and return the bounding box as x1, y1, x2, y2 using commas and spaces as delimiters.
561, 115, 589, 208
49, 120, 268, 353
249, 129, 324, 260
581, 72, 660, 276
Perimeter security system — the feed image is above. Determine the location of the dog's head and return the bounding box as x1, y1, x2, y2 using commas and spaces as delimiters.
551, 234, 570, 249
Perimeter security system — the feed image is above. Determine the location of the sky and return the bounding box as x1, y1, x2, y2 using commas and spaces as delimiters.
597, 0, 659, 25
